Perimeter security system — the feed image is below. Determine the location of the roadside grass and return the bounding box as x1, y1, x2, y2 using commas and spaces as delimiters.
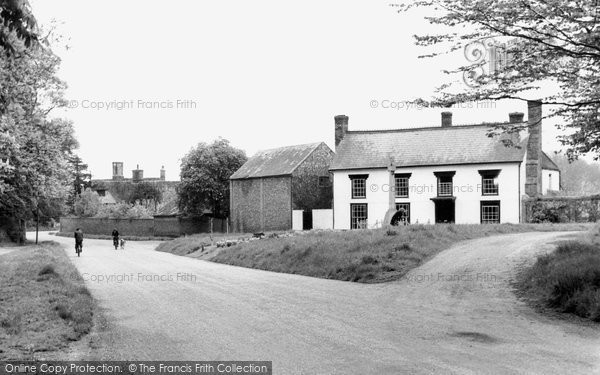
54, 232, 171, 241
516, 236, 600, 322
155, 233, 254, 256
0, 242, 95, 359
154, 222, 586, 283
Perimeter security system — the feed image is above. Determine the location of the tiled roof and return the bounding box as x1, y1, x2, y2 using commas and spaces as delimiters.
230, 142, 324, 179
541, 152, 560, 171
330, 124, 527, 170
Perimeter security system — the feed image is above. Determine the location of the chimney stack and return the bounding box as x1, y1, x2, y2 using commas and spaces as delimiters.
132, 164, 144, 182
112, 162, 124, 180
441, 112, 452, 127
509, 112, 524, 124
335, 115, 349, 149
160, 166, 166, 181
525, 100, 542, 197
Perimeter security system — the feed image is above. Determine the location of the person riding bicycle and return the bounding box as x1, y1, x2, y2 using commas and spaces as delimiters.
111, 228, 119, 250
74, 228, 83, 256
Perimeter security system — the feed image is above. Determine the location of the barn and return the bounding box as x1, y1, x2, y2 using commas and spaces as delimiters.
229, 142, 334, 233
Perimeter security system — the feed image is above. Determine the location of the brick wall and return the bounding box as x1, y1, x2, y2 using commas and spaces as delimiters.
230, 176, 292, 233
292, 142, 334, 211
60, 216, 227, 237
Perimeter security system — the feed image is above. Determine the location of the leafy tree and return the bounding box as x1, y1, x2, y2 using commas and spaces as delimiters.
66, 154, 92, 210
0, 30, 75, 242
0, 0, 38, 54
73, 189, 101, 217
128, 181, 162, 211
396, 0, 600, 157
178, 138, 247, 217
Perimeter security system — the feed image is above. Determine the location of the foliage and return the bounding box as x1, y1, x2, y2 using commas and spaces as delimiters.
396, 0, 600, 157
516, 240, 600, 322
178, 138, 247, 217
0, 0, 38, 55
526, 198, 600, 223
0, 23, 75, 242
73, 189, 101, 217
66, 154, 92, 211
95, 202, 153, 219
551, 154, 600, 195
128, 181, 162, 210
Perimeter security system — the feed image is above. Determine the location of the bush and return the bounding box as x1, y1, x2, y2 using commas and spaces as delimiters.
73, 189, 101, 217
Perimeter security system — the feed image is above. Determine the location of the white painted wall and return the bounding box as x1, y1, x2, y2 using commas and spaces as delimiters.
312, 209, 333, 229
292, 210, 303, 231
332, 162, 522, 229
542, 169, 560, 194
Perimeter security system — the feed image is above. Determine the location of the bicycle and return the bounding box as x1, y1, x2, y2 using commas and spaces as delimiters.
75, 242, 82, 257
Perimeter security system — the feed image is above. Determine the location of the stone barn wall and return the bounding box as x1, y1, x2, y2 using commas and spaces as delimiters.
230, 176, 292, 233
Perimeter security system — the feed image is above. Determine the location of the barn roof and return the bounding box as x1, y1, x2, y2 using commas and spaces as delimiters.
330, 124, 528, 170
230, 142, 325, 179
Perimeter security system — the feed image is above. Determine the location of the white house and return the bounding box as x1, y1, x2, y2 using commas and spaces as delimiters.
330, 101, 560, 229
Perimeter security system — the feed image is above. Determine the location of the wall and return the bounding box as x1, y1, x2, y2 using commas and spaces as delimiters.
332, 162, 522, 229
60, 216, 226, 237
291, 143, 334, 211
292, 210, 303, 230
230, 176, 292, 233
542, 169, 560, 194
312, 209, 333, 230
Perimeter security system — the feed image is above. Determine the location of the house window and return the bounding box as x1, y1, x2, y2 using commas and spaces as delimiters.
318, 176, 330, 187
434, 171, 455, 197
481, 201, 501, 224
479, 169, 500, 196
349, 174, 368, 199
395, 203, 410, 224
394, 173, 411, 198
548, 173, 552, 190
350, 203, 368, 229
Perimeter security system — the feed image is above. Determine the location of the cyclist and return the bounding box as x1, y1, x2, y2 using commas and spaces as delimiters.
74, 228, 83, 256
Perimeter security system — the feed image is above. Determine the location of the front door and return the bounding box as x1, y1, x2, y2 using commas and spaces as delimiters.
435, 200, 455, 223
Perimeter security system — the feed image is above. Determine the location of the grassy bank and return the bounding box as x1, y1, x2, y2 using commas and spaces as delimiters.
155, 233, 254, 256
0, 242, 95, 359
516, 239, 600, 322
158, 223, 588, 283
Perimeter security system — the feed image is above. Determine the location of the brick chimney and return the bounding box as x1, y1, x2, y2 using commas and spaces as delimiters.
132, 164, 144, 182
525, 101, 542, 197
441, 112, 452, 127
112, 162, 124, 180
335, 115, 349, 149
160, 166, 166, 181
509, 112, 524, 124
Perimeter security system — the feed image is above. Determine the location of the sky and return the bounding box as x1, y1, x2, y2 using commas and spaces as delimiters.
29, 0, 584, 180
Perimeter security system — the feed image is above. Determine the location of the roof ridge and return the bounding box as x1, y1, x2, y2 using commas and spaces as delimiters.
347, 122, 513, 134
255, 141, 322, 154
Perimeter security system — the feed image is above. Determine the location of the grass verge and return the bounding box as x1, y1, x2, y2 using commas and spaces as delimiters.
515, 239, 600, 322
158, 223, 589, 283
155, 233, 254, 256
0, 241, 95, 359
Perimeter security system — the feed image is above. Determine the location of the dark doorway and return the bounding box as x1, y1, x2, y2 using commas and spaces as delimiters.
302, 210, 313, 230
434, 200, 455, 223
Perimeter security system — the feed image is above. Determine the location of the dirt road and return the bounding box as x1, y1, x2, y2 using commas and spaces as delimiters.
43, 232, 600, 374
